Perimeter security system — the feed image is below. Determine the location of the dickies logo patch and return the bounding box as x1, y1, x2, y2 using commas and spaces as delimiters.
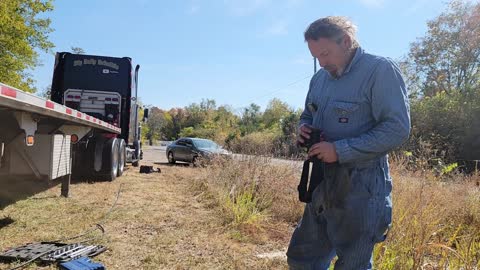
339, 117, 349, 123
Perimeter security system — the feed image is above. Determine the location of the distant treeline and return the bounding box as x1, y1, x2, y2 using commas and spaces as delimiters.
143, 98, 303, 157
144, 1, 480, 173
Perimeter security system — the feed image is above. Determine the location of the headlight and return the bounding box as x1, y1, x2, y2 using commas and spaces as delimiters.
199, 150, 212, 157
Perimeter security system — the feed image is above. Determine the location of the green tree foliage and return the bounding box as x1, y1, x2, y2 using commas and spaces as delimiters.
406, 0, 480, 96
180, 100, 239, 143
0, 0, 54, 92
239, 103, 263, 135
262, 98, 291, 130
399, 0, 480, 171
145, 106, 165, 143
147, 98, 302, 157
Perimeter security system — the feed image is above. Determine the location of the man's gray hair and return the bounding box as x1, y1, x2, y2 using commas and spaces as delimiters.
304, 16, 359, 49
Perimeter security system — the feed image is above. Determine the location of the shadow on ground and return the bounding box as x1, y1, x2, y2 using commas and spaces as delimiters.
0, 216, 14, 229
0, 176, 60, 210
154, 162, 190, 167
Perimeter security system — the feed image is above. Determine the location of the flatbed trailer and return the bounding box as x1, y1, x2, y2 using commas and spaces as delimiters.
0, 53, 147, 197
0, 82, 126, 196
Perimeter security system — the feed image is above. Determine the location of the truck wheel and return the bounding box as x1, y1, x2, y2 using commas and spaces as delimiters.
103, 138, 119, 181
117, 139, 126, 177
167, 151, 176, 164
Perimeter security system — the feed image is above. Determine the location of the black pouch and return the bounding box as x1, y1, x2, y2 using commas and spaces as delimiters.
297, 159, 324, 203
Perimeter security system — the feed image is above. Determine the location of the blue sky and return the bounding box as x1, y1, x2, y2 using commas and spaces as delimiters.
33, 0, 464, 113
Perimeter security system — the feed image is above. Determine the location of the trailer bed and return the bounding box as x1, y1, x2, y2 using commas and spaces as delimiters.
0, 82, 120, 134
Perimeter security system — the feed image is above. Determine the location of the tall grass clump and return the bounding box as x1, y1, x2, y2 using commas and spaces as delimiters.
194, 152, 479, 268
374, 162, 480, 269
193, 155, 303, 239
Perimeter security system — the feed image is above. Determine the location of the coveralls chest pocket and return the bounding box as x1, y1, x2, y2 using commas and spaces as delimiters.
323, 101, 362, 139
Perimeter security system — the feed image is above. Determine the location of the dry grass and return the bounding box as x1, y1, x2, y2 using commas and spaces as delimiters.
194, 155, 480, 269
193, 156, 302, 240
0, 150, 291, 270
1, 148, 479, 269
375, 164, 480, 270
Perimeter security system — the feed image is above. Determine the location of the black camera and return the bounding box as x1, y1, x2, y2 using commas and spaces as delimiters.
300, 127, 324, 150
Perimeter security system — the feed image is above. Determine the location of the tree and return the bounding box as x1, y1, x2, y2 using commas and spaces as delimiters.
145, 107, 165, 143
239, 103, 262, 135
36, 84, 51, 99
262, 98, 291, 129
71, 47, 85, 54
0, 0, 54, 93
407, 0, 480, 96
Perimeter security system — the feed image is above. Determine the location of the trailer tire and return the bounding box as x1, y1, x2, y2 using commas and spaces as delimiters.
103, 138, 119, 181
117, 139, 126, 177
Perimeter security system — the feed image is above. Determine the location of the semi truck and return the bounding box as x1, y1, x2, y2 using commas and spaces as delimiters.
0, 52, 147, 196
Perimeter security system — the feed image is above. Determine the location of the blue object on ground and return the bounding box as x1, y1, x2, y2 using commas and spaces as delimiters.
59, 257, 105, 270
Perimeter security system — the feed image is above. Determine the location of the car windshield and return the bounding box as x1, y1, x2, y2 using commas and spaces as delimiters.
192, 139, 219, 150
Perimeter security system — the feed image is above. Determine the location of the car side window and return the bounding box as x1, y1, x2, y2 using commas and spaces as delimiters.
177, 140, 186, 146
185, 140, 193, 147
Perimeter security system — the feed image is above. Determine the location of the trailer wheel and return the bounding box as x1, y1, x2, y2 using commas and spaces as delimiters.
117, 139, 126, 177
103, 138, 119, 181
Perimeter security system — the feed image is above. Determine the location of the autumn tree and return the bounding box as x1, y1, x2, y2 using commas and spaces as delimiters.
262, 98, 292, 130
145, 107, 166, 143
407, 0, 480, 96
239, 103, 263, 135
0, 0, 54, 92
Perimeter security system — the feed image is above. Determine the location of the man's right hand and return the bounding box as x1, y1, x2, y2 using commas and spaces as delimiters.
297, 123, 312, 146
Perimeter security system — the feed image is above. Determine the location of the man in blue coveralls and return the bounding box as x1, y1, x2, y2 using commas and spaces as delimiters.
287, 16, 411, 269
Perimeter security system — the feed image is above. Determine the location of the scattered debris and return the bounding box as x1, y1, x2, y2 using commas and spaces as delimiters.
0, 242, 106, 264
140, 165, 161, 174
256, 250, 287, 260
59, 257, 105, 270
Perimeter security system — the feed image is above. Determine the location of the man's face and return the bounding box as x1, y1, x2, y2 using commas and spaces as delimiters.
307, 36, 351, 77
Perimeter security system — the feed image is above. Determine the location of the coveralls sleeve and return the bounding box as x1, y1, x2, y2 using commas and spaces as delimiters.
299, 77, 315, 127
333, 59, 411, 163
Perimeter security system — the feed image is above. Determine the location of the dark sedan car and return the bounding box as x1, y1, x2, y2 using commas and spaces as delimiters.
166, 137, 231, 164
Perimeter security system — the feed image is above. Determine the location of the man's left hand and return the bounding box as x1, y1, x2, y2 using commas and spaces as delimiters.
308, 142, 338, 163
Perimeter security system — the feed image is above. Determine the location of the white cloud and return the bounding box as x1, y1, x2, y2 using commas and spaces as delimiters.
186, 0, 200, 14
403, 0, 430, 15
359, 0, 385, 8
266, 20, 289, 36
285, 0, 305, 8
293, 57, 310, 65
187, 4, 200, 14
223, 0, 272, 16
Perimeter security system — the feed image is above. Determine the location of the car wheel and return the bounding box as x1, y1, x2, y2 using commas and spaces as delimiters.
192, 156, 204, 167
168, 151, 176, 164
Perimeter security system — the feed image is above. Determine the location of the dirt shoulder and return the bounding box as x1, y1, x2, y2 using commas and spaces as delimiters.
0, 147, 289, 269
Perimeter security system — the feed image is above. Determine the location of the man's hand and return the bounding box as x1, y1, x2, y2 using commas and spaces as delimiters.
297, 124, 312, 146
308, 141, 338, 163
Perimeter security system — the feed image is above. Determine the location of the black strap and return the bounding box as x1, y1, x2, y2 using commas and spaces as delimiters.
298, 160, 310, 203
297, 159, 324, 203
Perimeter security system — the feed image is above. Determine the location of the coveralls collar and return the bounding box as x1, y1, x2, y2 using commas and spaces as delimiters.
343, 47, 363, 75
327, 47, 363, 79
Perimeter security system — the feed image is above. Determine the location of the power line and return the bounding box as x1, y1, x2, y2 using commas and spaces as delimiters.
238, 74, 311, 112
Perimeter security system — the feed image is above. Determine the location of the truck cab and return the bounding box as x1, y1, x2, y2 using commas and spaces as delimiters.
51, 52, 145, 178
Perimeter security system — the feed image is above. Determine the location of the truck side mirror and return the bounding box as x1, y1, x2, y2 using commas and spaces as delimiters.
143, 108, 149, 122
